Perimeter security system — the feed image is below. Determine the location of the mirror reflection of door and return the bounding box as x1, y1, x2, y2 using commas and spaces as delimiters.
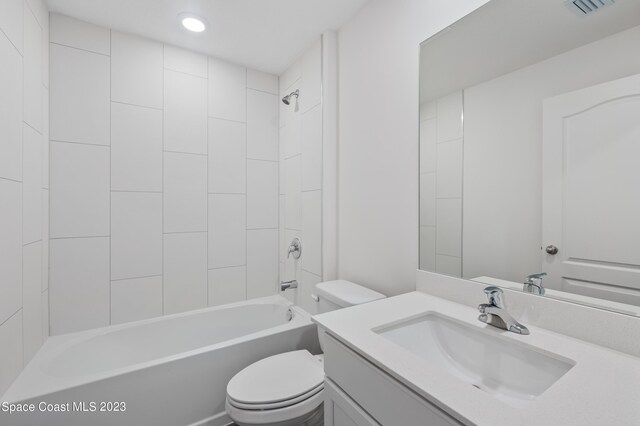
542, 74, 640, 305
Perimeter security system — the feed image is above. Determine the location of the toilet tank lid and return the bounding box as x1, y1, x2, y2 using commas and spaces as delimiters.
315, 280, 385, 307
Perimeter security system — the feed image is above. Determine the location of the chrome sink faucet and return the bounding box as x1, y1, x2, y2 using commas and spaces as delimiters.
478, 286, 529, 335
523, 272, 547, 295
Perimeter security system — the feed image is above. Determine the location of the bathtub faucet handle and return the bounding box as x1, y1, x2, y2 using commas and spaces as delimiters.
286, 238, 302, 260
280, 280, 298, 291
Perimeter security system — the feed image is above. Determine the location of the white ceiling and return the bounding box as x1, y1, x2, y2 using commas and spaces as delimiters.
45, 0, 370, 75
420, 0, 640, 102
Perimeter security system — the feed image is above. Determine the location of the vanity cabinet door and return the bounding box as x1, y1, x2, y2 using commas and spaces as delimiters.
324, 334, 463, 426
324, 378, 380, 426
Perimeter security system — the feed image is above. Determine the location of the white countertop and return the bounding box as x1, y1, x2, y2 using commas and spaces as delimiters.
313, 291, 640, 426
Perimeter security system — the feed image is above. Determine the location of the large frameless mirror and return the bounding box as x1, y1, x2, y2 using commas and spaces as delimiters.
419, 0, 640, 316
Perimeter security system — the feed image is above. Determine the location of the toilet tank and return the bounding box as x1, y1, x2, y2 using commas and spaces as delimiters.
315, 280, 386, 314
314, 280, 385, 352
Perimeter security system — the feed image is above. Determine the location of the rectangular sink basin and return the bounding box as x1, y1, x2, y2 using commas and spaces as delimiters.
374, 313, 575, 406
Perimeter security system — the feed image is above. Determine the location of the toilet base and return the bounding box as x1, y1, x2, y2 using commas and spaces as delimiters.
230, 402, 323, 426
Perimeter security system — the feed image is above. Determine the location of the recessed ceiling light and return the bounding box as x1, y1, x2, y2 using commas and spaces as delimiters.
180, 14, 206, 33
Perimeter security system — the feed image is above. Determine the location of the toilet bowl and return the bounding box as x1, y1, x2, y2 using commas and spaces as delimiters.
225, 280, 385, 426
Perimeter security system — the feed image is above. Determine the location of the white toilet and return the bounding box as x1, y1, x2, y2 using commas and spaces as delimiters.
225, 280, 385, 426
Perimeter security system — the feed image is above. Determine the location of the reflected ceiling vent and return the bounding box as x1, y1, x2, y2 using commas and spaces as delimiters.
565, 0, 615, 16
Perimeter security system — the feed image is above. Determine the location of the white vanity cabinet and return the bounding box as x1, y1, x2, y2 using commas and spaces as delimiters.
323, 333, 463, 426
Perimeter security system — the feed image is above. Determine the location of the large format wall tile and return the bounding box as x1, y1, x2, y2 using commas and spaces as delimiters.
0, 32, 23, 181
23, 4, 42, 132
164, 233, 207, 314
208, 266, 246, 307
50, 13, 110, 55
111, 276, 163, 324
247, 160, 278, 229
111, 192, 162, 280
247, 229, 279, 299
208, 194, 246, 269
22, 241, 42, 364
247, 69, 278, 94
208, 57, 246, 122
22, 124, 42, 244
50, 44, 110, 145
247, 89, 279, 161
164, 70, 207, 154
50, 142, 110, 238
208, 118, 246, 194
50, 237, 110, 334
0, 180, 22, 325
111, 102, 163, 192
163, 152, 207, 233
164, 44, 207, 78
111, 31, 163, 109
301, 104, 322, 191
0, 313, 23, 397
302, 190, 322, 276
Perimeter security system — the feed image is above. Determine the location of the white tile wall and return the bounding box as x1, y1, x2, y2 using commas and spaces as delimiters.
50, 13, 110, 55
284, 155, 302, 230
420, 226, 436, 271
208, 118, 246, 194
22, 125, 42, 244
48, 17, 281, 334
0, 32, 23, 181
111, 31, 163, 109
208, 194, 246, 269
50, 237, 110, 334
163, 70, 208, 154
164, 44, 207, 78
437, 92, 463, 143
50, 43, 110, 145
247, 69, 279, 94
247, 229, 279, 298
0, 180, 22, 325
0, 313, 23, 396
23, 3, 42, 132
50, 142, 110, 238
163, 152, 207, 233
164, 232, 207, 314
436, 138, 463, 198
299, 40, 322, 113
420, 118, 437, 173
419, 92, 463, 276
302, 191, 322, 276
247, 160, 278, 229
436, 198, 462, 258
0, 0, 24, 54
111, 192, 162, 280
111, 102, 163, 192
208, 57, 246, 122
0, 1, 49, 395
301, 105, 322, 191
247, 89, 279, 161
420, 172, 436, 227
111, 276, 163, 324
278, 39, 325, 308
22, 241, 42, 364
208, 266, 246, 306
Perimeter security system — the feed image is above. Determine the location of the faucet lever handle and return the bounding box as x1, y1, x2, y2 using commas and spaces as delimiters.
525, 272, 547, 282
483, 286, 504, 308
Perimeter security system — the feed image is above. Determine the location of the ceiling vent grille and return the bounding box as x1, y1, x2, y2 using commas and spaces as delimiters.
565, 0, 615, 16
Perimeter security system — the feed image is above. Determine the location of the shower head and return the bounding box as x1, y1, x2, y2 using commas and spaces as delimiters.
282, 89, 299, 105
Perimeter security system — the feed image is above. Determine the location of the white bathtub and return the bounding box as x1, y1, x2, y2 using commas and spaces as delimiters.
1, 295, 320, 426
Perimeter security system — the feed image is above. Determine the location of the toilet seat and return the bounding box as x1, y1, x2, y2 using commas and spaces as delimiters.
226, 350, 325, 425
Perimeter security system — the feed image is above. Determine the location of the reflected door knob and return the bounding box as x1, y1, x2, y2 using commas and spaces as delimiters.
545, 245, 559, 255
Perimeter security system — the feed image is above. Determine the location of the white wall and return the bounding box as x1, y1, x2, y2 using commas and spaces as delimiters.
278, 39, 325, 314
337, 0, 488, 296
0, 0, 50, 396
48, 14, 280, 334
463, 25, 640, 283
